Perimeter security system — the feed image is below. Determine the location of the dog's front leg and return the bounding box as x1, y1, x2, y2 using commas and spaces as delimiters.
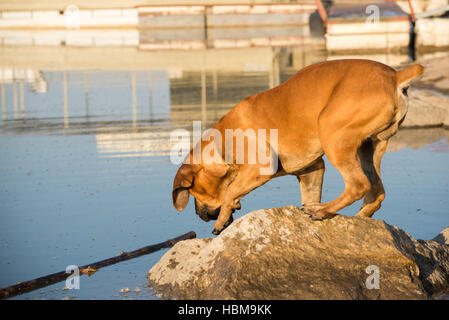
212, 205, 234, 235
297, 158, 325, 207
212, 166, 274, 235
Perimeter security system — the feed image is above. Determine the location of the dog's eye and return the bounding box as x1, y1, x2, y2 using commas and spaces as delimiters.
401, 86, 409, 96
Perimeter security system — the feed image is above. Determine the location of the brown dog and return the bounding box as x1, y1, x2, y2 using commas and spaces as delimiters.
172, 59, 424, 235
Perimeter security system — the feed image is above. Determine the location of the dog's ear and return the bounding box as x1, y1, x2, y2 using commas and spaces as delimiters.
172, 164, 194, 212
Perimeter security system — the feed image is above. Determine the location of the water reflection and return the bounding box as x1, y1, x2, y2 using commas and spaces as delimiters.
0, 27, 448, 300
1, 44, 447, 159
388, 128, 449, 153
0, 45, 322, 156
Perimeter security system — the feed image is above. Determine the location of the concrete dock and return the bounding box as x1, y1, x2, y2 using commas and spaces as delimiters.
0, 2, 316, 29
325, 2, 411, 51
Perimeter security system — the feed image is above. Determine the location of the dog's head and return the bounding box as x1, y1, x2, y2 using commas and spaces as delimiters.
172, 163, 234, 222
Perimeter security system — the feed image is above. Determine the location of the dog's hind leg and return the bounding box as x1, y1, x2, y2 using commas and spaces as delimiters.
303, 140, 371, 220
356, 139, 388, 218
303, 114, 375, 220
296, 158, 325, 207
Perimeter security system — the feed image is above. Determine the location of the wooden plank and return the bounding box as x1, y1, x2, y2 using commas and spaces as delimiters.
326, 32, 410, 50
327, 20, 410, 34
327, 2, 409, 22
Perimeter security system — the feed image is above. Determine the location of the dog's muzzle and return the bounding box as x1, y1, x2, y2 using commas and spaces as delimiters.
195, 202, 221, 222
195, 200, 241, 222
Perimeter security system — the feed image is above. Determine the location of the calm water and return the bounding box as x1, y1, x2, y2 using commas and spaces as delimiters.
0, 45, 448, 300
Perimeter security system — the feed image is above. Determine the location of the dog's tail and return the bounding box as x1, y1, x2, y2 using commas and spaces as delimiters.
395, 64, 424, 87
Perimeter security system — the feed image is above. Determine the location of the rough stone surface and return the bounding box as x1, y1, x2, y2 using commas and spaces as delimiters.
416, 54, 449, 94
397, 54, 449, 128
148, 206, 449, 300
402, 88, 449, 128
433, 227, 449, 245
387, 127, 449, 152
444, 111, 449, 128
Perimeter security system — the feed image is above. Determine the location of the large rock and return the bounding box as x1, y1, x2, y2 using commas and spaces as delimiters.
148, 206, 449, 300
397, 54, 449, 128
434, 227, 449, 245
401, 88, 449, 128
416, 54, 449, 94
387, 127, 449, 152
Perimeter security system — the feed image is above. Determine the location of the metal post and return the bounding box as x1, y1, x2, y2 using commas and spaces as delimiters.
63, 70, 69, 129
201, 69, 206, 124
84, 70, 89, 119
132, 71, 137, 128
13, 82, 17, 120
148, 70, 153, 120
407, 0, 416, 22
1, 78, 5, 121
212, 70, 218, 101
315, 0, 327, 22
20, 80, 24, 120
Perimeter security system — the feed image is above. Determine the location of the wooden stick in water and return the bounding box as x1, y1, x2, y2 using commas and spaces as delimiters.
0, 231, 196, 300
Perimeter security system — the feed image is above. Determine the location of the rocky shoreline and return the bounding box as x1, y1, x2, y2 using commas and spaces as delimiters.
148, 206, 449, 300
401, 54, 449, 128
147, 55, 449, 300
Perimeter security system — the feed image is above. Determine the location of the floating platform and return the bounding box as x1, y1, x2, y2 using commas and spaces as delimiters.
325, 2, 411, 51
0, 3, 317, 29
138, 3, 316, 29
415, 17, 449, 48
138, 25, 313, 51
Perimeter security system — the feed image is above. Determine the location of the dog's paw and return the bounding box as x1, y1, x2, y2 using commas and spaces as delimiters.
301, 204, 336, 221
309, 210, 336, 220
212, 216, 234, 236
223, 215, 233, 228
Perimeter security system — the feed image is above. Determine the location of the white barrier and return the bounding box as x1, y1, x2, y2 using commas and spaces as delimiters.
0, 8, 138, 28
